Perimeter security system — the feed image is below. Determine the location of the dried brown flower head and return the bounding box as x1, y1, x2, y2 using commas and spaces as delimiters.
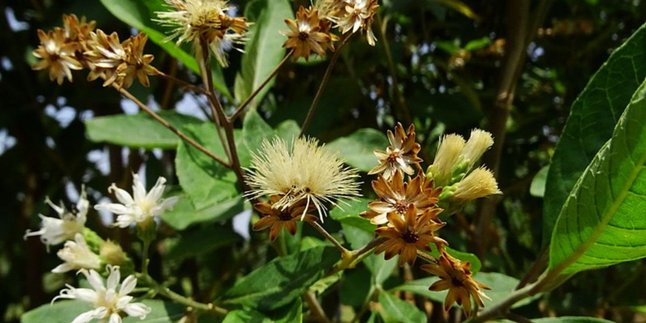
421, 251, 490, 316
32, 28, 83, 85
321, 0, 379, 45
283, 6, 336, 60
369, 123, 423, 180
362, 171, 442, 225
156, 0, 249, 67
374, 205, 446, 266
253, 196, 317, 241
62, 14, 96, 45
85, 31, 157, 88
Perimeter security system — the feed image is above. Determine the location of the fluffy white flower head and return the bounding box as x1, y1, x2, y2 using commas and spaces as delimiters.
52, 233, 101, 274
246, 137, 361, 221
95, 174, 178, 228
24, 187, 89, 250
53, 265, 151, 323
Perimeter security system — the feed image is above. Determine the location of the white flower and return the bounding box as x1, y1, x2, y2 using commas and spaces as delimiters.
52, 233, 101, 273
245, 137, 361, 221
95, 174, 178, 228
52, 265, 151, 323
24, 187, 89, 250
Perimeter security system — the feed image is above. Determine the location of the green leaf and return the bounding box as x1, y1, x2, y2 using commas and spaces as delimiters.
99, 0, 230, 97
85, 112, 202, 149
543, 23, 646, 243
174, 123, 238, 209
464, 37, 491, 51
530, 318, 614, 323
235, 0, 292, 107
22, 300, 184, 323
378, 291, 426, 323
242, 108, 274, 154
530, 165, 550, 198
222, 300, 302, 323
222, 309, 270, 323
222, 247, 338, 310
548, 80, 646, 276
161, 193, 244, 230
164, 224, 241, 261
327, 129, 388, 172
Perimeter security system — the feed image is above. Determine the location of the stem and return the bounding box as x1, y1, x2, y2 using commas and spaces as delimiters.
197, 39, 248, 189
115, 87, 230, 167
141, 239, 151, 278
229, 50, 294, 122
309, 221, 350, 254
145, 275, 228, 316
304, 291, 332, 323
154, 68, 208, 95
197, 39, 231, 162
300, 34, 353, 137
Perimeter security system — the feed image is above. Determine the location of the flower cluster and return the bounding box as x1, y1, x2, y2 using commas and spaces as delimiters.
32, 14, 157, 88
25, 175, 177, 322
365, 123, 498, 316
280, 0, 380, 61
156, 0, 249, 67
53, 265, 151, 323
246, 136, 361, 237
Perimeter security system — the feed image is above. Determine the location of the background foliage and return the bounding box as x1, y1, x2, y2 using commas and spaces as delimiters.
2, 0, 646, 321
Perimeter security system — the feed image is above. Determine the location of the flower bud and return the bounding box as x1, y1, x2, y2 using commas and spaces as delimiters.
428, 134, 465, 186
461, 129, 494, 170
100, 240, 129, 266
452, 167, 501, 201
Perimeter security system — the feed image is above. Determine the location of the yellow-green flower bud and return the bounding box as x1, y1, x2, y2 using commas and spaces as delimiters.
452, 167, 501, 201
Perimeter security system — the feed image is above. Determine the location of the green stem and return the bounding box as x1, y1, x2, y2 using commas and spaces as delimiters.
300, 34, 353, 137
141, 239, 151, 278
309, 221, 350, 255
144, 275, 228, 316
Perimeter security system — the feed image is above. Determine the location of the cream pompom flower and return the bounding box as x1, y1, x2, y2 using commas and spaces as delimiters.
52, 233, 101, 274
24, 188, 89, 250
52, 265, 151, 323
94, 174, 178, 228
245, 137, 361, 221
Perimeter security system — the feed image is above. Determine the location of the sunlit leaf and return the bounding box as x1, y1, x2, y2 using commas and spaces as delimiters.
548, 80, 646, 276
378, 291, 426, 323
327, 129, 388, 172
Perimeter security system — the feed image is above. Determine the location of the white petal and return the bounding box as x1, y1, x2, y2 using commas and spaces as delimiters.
109, 312, 122, 323
115, 214, 137, 227
95, 203, 132, 216
122, 302, 151, 319
109, 184, 135, 205
132, 174, 146, 203
119, 275, 137, 295
70, 288, 99, 303
106, 265, 121, 291
71, 308, 106, 323
85, 269, 106, 292
145, 177, 167, 203
51, 263, 73, 273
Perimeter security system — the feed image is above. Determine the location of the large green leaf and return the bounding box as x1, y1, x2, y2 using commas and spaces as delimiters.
327, 129, 389, 172
222, 300, 302, 323
378, 291, 426, 323
174, 123, 238, 209
531, 318, 614, 323
548, 80, 646, 276
222, 247, 337, 310
543, 23, 646, 243
21, 300, 184, 323
234, 0, 292, 107
99, 0, 230, 97
161, 193, 244, 230
85, 112, 202, 149
164, 224, 241, 261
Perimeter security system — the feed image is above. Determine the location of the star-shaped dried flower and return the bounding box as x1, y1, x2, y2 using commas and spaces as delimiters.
283, 6, 336, 60
253, 196, 318, 241
369, 123, 423, 180
320, 0, 379, 45
32, 28, 83, 84
421, 251, 490, 316
374, 205, 446, 266
362, 171, 442, 225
